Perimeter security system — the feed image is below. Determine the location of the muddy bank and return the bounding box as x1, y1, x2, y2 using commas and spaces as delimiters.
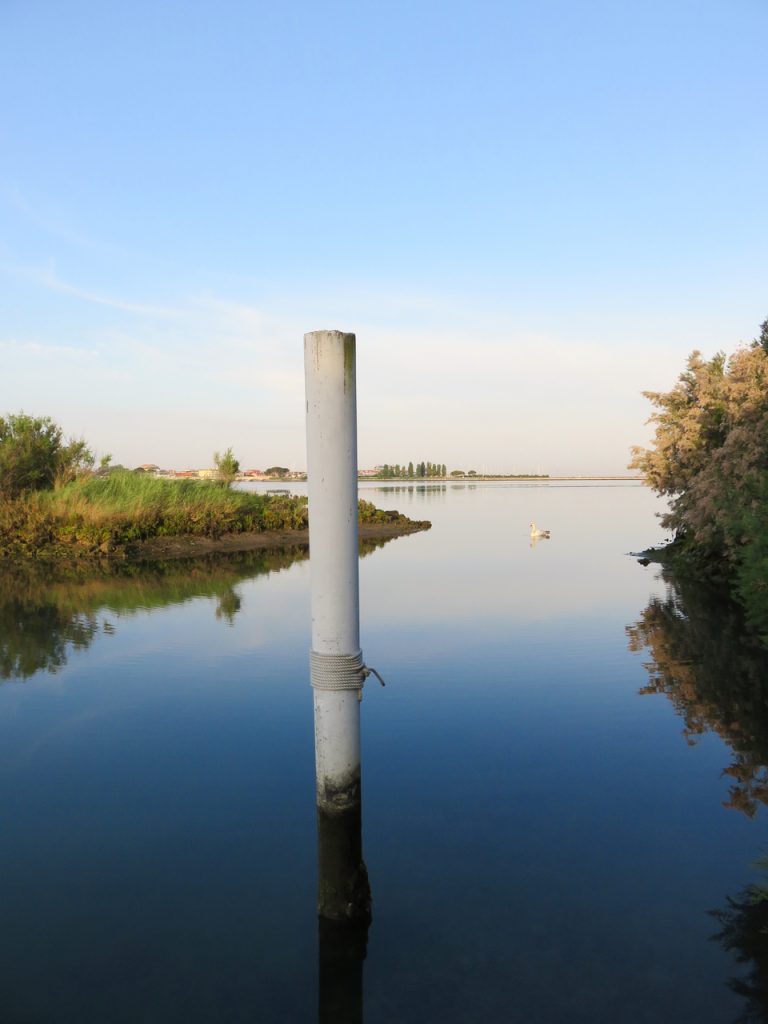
127, 519, 431, 563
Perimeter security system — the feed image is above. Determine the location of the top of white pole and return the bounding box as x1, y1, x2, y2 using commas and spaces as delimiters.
304, 330, 360, 656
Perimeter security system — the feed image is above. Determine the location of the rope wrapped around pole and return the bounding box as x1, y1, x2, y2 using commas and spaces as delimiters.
310, 650, 386, 692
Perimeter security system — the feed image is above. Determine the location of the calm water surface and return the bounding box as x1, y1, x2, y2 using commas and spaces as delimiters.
1, 482, 767, 1022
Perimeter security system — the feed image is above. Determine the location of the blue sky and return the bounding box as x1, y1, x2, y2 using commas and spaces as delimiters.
2, 0, 766, 473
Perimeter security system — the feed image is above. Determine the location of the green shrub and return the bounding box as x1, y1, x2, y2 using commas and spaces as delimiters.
0, 413, 94, 496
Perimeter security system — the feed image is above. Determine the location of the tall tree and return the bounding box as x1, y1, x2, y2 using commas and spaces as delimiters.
759, 317, 768, 356
214, 447, 240, 487
630, 327, 768, 633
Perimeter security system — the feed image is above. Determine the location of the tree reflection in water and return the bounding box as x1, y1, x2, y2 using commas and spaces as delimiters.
0, 598, 100, 680
627, 567, 768, 817
711, 859, 768, 1024
0, 536, 395, 683
629, 566, 768, 1021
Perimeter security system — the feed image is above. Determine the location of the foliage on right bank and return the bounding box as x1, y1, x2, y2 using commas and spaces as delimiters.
630, 319, 768, 637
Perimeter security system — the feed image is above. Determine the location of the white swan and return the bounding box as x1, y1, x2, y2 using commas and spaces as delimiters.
529, 521, 550, 539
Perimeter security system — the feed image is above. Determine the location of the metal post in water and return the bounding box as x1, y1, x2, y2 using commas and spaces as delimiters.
304, 330, 371, 925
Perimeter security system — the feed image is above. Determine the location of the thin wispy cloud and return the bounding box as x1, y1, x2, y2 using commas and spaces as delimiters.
1, 262, 180, 318
37, 269, 179, 317
0, 338, 99, 360
0, 179, 100, 251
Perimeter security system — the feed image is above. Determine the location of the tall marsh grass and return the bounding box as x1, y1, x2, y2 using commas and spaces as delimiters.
0, 471, 425, 562
0, 471, 308, 558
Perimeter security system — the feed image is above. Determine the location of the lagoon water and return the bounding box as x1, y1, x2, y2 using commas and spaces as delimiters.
2, 481, 767, 1022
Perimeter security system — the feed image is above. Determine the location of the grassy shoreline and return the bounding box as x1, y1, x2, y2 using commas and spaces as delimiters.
0, 471, 430, 564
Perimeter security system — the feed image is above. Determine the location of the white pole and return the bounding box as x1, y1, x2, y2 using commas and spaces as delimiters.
304, 329, 371, 924
304, 329, 362, 812
305, 330, 360, 657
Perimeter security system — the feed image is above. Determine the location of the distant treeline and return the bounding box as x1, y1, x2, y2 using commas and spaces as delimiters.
368, 464, 549, 479
374, 462, 447, 478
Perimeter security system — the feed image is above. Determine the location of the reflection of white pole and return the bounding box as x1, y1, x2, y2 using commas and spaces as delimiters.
304, 330, 362, 813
